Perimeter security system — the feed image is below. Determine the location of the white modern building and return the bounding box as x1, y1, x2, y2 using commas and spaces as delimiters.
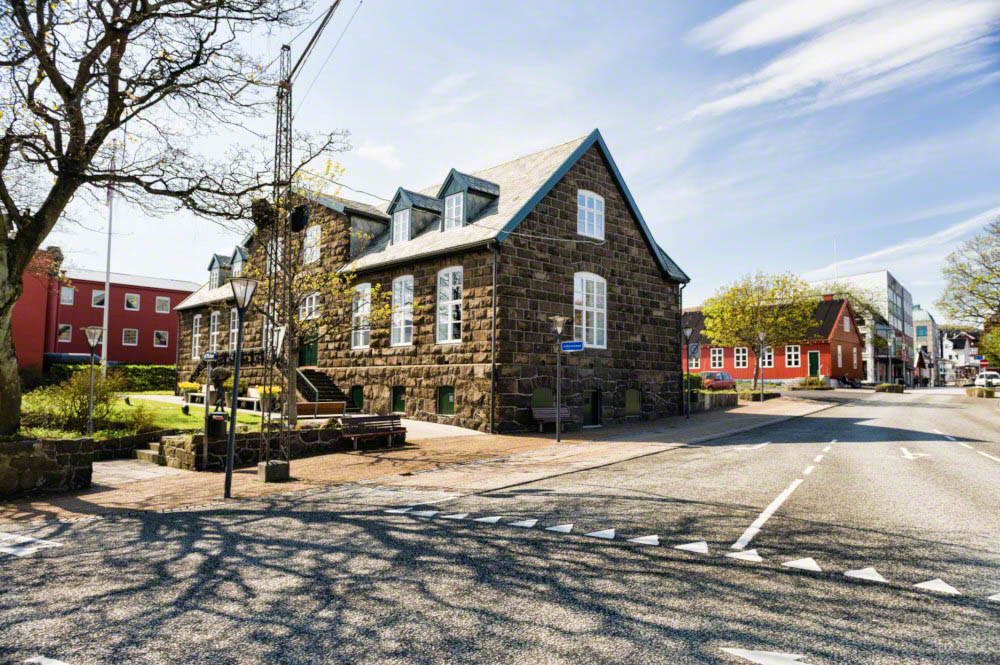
912, 305, 941, 386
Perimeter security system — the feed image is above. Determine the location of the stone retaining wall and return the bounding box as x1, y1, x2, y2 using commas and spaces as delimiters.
92, 429, 182, 461
159, 428, 347, 471
0, 438, 94, 497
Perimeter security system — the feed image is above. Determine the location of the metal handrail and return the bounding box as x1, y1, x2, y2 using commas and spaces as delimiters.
296, 367, 320, 402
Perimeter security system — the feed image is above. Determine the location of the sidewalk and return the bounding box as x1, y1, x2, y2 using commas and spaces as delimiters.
0, 396, 837, 524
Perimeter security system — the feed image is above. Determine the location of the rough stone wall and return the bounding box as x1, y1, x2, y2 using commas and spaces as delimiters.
495, 143, 683, 431
159, 429, 347, 471
0, 439, 94, 497
91, 429, 182, 461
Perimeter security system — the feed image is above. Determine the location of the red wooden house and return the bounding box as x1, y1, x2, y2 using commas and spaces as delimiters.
682, 297, 865, 383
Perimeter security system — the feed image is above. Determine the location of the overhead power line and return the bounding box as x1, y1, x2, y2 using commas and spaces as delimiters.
294, 0, 364, 117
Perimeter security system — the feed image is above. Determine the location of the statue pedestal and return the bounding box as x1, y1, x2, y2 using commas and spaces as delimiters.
257, 460, 289, 483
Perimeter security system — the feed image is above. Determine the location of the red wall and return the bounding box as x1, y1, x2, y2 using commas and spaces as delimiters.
11, 263, 53, 371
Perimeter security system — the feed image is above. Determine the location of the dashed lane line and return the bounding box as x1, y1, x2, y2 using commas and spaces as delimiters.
802, 465, 815, 476
959, 443, 975, 450
813, 455, 824, 463
731, 478, 804, 551
977, 451, 1000, 463
822, 445, 831, 453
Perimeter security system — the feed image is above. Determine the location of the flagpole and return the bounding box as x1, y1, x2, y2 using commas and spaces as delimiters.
101, 159, 114, 376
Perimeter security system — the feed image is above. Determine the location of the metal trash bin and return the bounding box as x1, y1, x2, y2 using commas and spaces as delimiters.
207, 411, 229, 439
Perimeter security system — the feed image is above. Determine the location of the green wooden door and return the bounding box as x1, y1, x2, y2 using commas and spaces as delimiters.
392, 386, 405, 413
437, 387, 455, 415
350, 385, 364, 411
298, 339, 318, 367
808, 351, 821, 377
582, 390, 601, 426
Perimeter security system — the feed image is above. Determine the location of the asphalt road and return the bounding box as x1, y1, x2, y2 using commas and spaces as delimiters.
1, 390, 998, 665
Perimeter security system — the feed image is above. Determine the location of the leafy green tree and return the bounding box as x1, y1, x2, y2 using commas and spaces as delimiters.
937, 219, 1000, 326
703, 272, 818, 388
980, 331, 1000, 367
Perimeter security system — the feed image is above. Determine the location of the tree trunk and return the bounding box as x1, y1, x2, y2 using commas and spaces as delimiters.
286, 342, 298, 429
752, 359, 759, 391
0, 267, 23, 435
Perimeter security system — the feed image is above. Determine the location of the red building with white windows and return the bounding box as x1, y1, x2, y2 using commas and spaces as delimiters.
682, 297, 865, 383
11, 248, 200, 370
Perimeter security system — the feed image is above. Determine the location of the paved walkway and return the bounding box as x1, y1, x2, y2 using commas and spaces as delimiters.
92, 459, 191, 487
0, 396, 838, 524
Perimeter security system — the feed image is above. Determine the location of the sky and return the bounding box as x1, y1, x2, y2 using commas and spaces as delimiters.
46, 0, 1000, 321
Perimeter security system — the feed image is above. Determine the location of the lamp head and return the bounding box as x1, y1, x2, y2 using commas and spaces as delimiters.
549, 315, 568, 335
230, 277, 259, 310
757, 331, 767, 343
683, 327, 693, 340
83, 325, 103, 348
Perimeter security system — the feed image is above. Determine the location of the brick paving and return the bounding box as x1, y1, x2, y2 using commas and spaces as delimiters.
0, 396, 836, 524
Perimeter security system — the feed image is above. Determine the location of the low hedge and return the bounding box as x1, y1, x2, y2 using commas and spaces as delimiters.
966, 387, 996, 398
787, 385, 834, 391
738, 391, 781, 401
48, 364, 177, 391
875, 383, 904, 393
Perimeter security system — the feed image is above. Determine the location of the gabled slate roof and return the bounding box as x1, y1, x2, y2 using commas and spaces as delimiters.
682, 299, 850, 346
300, 191, 389, 221
435, 169, 501, 198
207, 253, 231, 271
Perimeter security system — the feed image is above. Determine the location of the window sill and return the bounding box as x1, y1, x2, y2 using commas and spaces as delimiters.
391, 342, 414, 348
436, 340, 462, 346
577, 232, 604, 241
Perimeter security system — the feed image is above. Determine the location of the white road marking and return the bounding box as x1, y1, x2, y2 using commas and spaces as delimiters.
844, 567, 887, 583
674, 541, 709, 554
384, 507, 413, 514
959, 443, 974, 449
977, 451, 1000, 463
409, 510, 438, 517
734, 442, 770, 451
812, 455, 823, 463
732, 478, 804, 550
508, 519, 537, 528
0, 533, 62, 557
25, 657, 72, 665
822, 445, 831, 453
914, 578, 960, 595
440, 513, 468, 520
802, 465, 815, 475
782, 557, 822, 572
545, 523, 573, 533
830, 439, 837, 443
628, 535, 659, 546
720, 647, 814, 664
899, 447, 929, 460
585, 529, 615, 540
472, 516, 503, 524
944, 435, 956, 441
933, 429, 942, 434
988, 593, 1000, 602
725, 549, 763, 563
407, 496, 459, 506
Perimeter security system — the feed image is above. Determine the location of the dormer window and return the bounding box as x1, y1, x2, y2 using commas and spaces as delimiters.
210, 269, 222, 289
393, 209, 410, 244
444, 193, 463, 230
231, 254, 243, 278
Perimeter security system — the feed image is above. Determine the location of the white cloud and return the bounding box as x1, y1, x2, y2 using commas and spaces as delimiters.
688, 1, 1000, 118
357, 142, 402, 170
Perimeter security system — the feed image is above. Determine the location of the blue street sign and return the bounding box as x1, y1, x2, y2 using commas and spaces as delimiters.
561, 340, 584, 352
202, 351, 218, 362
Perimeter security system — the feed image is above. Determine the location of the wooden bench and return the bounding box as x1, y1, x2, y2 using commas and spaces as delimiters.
236, 387, 262, 411
531, 406, 574, 433
297, 401, 346, 418
340, 415, 406, 450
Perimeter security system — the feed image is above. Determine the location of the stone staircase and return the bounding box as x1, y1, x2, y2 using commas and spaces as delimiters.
135, 439, 167, 466
134, 434, 192, 468
299, 368, 360, 412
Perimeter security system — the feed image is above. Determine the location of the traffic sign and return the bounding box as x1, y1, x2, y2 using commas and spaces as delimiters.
561, 340, 584, 352
202, 351, 218, 362
688, 342, 700, 359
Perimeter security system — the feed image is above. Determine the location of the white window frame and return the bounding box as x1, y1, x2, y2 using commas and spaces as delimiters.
191, 314, 201, 359
576, 190, 605, 240
843, 316, 850, 333
299, 292, 320, 321
689, 352, 700, 370
209, 311, 220, 351
122, 328, 138, 346
444, 193, 463, 230
734, 347, 748, 369
761, 346, 774, 369
124, 293, 141, 311
437, 266, 463, 344
392, 275, 414, 347
785, 345, 801, 368
710, 347, 724, 369
352, 283, 371, 349
92, 289, 105, 308
153, 330, 169, 348
231, 254, 242, 278
60, 286, 74, 306
155, 296, 171, 314
853, 346, 858, 369
303, 224, 321, 264
837, 344, 843, 368
573, 272, 607, 348
261, 300, 282, 352
266, 236, 283, 274
57, 323, 72, 343
209, 269, 221, 290
229, 309, 238, 350
393, 209, 411, 244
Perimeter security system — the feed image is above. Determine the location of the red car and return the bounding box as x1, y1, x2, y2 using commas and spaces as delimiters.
699, 371, 736, 391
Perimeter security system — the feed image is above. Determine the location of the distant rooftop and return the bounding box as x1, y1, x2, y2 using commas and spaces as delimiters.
64, 268, 201, 293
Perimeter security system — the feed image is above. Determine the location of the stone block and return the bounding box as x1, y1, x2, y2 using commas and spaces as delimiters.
258, 460, 290, 483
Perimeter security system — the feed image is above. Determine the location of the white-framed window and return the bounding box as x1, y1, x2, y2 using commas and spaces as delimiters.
124, 293, 140, 311
734, 347, 748, 369
689, 352, 700, 369
573, 272, 606, 348
761, 346, 774, 368
392, 209, 411, 244
837, 344, 843, 368
209, 269, 222, 290
231, 253, 243, 278
785, 345, 801, 368
154, 330, 169, 347
92, 289, 105, 308
392, 275, 414, 346
577, 190, 605, 240
444, 193, 463, 230
299, 292, 320, 321
303, 224, 321, 264
352, 283, 371, 349
843, 316, 850, 333
229, 309, 238, 350
266, 236, 283, 274
853, 346, 858, 369
710, 347, 724, 369
261, 300, 282, 351
57, 323, 71, 343
60, 286, 74, 305
155, 296, 171, 314
122, 328, 138, 346
191, 314, 201, 358
437, 266, 463, 343
209, 311, 220, 351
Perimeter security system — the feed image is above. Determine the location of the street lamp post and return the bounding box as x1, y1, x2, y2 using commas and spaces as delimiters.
83, 326, 104, 435
550, 315, 568, 443
757, 331, 767, 402
682, 327, 693, 419
225, 277, 259, 499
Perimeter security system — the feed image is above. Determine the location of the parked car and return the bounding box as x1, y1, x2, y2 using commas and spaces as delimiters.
975, 371, 1000, 388
699, 371, 736, 391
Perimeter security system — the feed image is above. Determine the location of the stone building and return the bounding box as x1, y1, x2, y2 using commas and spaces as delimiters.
174, 129, 689, 432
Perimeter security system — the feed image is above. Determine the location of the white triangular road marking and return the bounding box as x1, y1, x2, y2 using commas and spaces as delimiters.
726, 549, 763, 563
410, 510, 438, 517
585, 529, 615, 539
674, 540, 709, 554
385, 507, 412, 514
472, 516, 502, 524
25, 657, 73, 665
440, 513, 468, 520
782, 557, 821, 572
628, 535, 659, 546
721, 648, 814, 664
546, 523, 573, 533
987, 593, 1000, 602
509, 519, 537, 528
844, 567, 887, 583
914, 578, 960, 594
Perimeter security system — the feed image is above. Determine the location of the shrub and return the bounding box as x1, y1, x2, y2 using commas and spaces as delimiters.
256, 385, 282, 396
22, 371, 127, 430
685, 373, 704, 390
967, 387, 996, 398
178, 381, 201, 393
122, 403, 160, 434
18, 367, 47, 393
874, 383, 904, 393
48, 364, 176, 391
738, 391, 781, 401
798, 376, 825, 387
222, 377, 248, 394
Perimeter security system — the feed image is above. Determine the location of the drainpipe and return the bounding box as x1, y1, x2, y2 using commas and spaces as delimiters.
678, 281, 686, 416
489, 242, 499, 434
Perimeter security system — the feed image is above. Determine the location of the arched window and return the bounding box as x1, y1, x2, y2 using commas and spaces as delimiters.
392, 275, 414, 346
576, 190, 605, 239
437, 266, 463, 343
573, 272, 606, 348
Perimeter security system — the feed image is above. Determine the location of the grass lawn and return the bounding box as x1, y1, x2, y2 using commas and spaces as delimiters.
131, 400, 261, 431
129, 389, 175, 396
